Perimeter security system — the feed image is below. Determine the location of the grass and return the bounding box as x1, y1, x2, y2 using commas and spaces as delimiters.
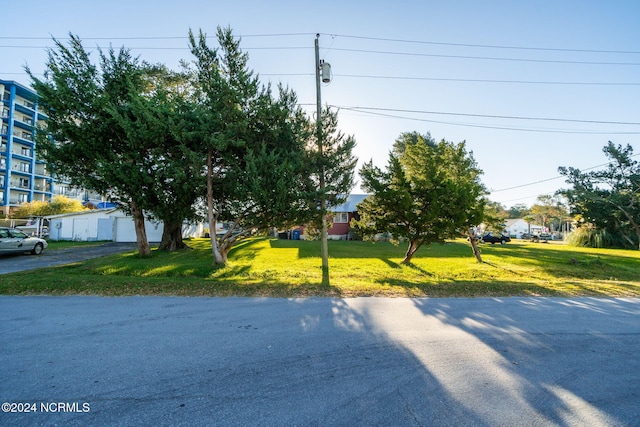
1, 237, 639, 297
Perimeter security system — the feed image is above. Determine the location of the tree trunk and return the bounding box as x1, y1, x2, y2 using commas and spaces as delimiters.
402, 239, 421, 264
130, 200, 151, 256
158, 219, 189, 251
206, 149, 227, 266
468, 228, 483, 262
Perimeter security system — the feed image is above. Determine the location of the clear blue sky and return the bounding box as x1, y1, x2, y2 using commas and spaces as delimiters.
3, 0, 639, 208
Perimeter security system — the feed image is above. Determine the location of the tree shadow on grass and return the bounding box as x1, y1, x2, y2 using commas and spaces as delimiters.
403, 262, 434, 276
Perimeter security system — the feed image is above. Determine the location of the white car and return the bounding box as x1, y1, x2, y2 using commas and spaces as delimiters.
0, 227, 48, 255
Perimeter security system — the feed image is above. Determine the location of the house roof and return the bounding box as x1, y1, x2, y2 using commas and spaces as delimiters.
45, 208, 119, 219
329, 194, 369, 213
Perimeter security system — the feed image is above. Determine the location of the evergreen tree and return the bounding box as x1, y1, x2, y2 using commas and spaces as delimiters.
353, 132, 486, 264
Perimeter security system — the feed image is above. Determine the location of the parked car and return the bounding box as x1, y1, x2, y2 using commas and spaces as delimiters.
481, 232, 511, 244
0, 227, 48, 255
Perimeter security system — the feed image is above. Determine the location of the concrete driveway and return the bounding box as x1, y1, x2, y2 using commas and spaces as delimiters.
1, 296, 638, 426
0, 242, 138, 274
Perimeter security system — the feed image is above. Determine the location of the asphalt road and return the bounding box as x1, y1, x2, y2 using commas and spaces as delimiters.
0, 242, 138, 274
1, 296, 639, 426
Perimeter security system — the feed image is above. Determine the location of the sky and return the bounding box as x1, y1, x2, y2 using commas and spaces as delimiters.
3, 0, 639, 208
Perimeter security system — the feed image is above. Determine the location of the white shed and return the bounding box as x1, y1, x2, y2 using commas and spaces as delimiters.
46, 209, 201, 242
47, 209, 118, 241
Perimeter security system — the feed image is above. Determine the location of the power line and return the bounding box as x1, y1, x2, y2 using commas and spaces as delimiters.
0, 33, 315, 41
338, 106, 640, 126
491, 153, 640, 193
333, 74, 640, 86
335, 107, 640, 135
329, 47, 640, 66
325, 33, 640, 55
3, 32, 637, 56
10, 70, 639, 87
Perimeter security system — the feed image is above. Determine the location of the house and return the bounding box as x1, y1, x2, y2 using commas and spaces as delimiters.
46, 208, 203, 242
327, 194, 369, 240
278, 194, 370, 240
504, 218, 544, 238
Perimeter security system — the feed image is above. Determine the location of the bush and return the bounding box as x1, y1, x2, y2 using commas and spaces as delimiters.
566, 225, 635, 249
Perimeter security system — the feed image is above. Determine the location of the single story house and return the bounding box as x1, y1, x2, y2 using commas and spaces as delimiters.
327, 194, 369, 240
278, 194, 370, 240
504, 218, 544, 238
45, 208, 203, 242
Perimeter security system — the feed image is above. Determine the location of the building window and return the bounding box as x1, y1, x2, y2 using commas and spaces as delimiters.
19, 178, 29, 188
20, 163, 30, 172
21, 147, 30, 156
18, 193, 28, 203
21, 131, 32, 140
333, 212, 349, 223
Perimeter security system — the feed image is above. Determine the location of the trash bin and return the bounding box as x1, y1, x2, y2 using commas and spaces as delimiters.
292, 230, 300, 240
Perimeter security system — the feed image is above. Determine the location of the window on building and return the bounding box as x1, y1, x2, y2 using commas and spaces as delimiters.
0, 175, 4, 186
333, 212, 349, 223
19, 178, 29, 188
18, 193, 28, 203
20, 163, 30, 172
21, 147, 30, 156
21, 131, 32, 140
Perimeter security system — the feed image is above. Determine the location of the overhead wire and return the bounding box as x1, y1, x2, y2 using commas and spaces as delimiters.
332, 106, 640, 135
322, 33, 640, 55
491, 153, 640, 193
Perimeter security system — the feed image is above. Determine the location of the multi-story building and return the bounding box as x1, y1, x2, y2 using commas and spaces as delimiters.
0, 79, 54, 216
0, 79, 105, 216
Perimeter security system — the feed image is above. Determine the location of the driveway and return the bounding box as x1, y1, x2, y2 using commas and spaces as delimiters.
0, 242, 138, 274
1, 296, 638, 426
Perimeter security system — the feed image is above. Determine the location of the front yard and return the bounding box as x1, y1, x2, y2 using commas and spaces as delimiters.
1, 238, 638, 297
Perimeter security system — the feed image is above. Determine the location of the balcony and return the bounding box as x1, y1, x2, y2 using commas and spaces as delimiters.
10, 179, 30, 189
14, 131, 33, 141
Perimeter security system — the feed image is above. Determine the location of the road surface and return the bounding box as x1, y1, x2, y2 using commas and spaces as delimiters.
1, 296, 639, 426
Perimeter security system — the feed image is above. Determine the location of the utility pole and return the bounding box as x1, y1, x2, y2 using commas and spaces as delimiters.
315, 34, 329, 274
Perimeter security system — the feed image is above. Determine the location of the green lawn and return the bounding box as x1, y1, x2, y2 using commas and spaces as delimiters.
1, 237, 639, 297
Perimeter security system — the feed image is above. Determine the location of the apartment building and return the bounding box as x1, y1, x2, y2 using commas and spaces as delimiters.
0, 80, 54, 216
0, 79, 104, 216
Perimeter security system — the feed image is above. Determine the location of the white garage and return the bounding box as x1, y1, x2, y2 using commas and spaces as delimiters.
46, 209, 198, 242
113, 215, 163, 243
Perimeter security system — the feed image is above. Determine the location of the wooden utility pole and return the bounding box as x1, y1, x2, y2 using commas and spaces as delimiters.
315, 34, 329, 273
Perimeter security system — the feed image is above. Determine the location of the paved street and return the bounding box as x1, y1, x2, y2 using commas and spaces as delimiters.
1, 296, 639, 426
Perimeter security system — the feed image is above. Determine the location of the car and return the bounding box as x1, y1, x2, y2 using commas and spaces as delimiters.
0, 227, 48, 255
481, 232, 511, 244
